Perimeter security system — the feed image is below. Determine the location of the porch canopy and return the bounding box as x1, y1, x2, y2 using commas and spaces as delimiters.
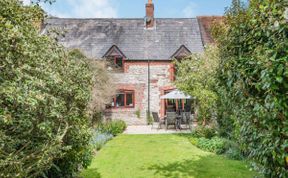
160, 89, 191, 99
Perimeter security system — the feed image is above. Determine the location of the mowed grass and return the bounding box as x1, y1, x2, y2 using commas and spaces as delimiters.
81, 134, 257, 178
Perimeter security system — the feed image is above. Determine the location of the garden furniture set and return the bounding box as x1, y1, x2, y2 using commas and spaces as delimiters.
152, 111, 192, 130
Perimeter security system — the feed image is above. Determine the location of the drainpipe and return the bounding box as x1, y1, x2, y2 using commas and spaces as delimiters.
148, 59, 151, 122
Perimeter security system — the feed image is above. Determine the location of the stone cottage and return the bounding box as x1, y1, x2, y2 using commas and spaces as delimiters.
44, 0, 221, 125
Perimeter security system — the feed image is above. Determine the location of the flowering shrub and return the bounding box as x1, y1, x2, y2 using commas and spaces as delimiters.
90, 130, 113, 151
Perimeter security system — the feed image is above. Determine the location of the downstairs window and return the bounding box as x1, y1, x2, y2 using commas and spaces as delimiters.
109, 90, 135, 108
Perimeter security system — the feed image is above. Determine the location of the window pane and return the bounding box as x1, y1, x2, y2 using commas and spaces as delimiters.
116, 93, 125, 107
115, 57, 123, 68
126, 93, 133, 107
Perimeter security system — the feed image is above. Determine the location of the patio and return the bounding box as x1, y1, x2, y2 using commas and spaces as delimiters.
150, 89, 196, 131
124, 125, 196, 134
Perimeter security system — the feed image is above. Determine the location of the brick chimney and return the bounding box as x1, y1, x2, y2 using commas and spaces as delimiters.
145, 0, 154, 28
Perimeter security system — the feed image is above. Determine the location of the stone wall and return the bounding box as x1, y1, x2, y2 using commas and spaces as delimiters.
104, 61, 175, 125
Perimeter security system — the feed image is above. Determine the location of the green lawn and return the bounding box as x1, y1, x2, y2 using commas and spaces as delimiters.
81, 134, 257, 178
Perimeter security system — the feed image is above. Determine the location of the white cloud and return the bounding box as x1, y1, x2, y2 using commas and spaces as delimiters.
45, 0, 117, 18
182, 2, 198, 17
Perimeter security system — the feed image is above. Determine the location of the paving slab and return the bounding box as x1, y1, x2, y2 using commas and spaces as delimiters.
124, 125, 192, 134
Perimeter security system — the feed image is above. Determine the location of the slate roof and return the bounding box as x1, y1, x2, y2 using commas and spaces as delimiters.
43, 18, 204, 60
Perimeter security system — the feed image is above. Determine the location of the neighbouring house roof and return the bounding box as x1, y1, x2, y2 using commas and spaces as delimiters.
197, 16, 225, 45
43, 18, 204, 60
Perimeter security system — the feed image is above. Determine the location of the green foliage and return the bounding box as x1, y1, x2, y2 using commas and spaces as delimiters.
0, 1, 101, 177
189, 136, 227, 154
91, 112, 104, 126
222, 139, 245, 160
146, 111, 153, 125
213, 0, 288, 177
98, 120, 127, 136
214, 87, 239, 139
175, 45, 220, 124
190, 129, 244, 160
191, 126, 217, 139
224, 146, 244, 161
135, 108, 141, 119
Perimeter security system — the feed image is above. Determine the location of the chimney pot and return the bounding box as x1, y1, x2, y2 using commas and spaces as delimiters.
146, 0, 154, 28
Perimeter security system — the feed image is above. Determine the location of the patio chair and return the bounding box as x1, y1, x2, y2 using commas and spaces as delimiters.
181, 112, 191, 129
152, 112, 165, 129
165, 112, 177, 130
181, 112, 186, 125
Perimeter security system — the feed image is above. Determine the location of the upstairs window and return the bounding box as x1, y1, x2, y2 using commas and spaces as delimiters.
106, 56, 124, 72
115, 56, 123, 68
108, 90, 135, 108
104, 45, 126, 73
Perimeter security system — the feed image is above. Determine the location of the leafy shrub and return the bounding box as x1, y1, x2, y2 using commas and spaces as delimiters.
90, 130, 113, 151
135, 109, 141, 119
0, 1, 96, 177
190, 135, 244, 159
98, 120, 127, 136
189, 137, 199, 146
190, 136, 227, 154
222, 140, 244, 160
191, 126, 217, 139
175, 46, 219, 125
196, 137, 227, 154
146, 111, 153, 125
213, 0, 288, 176
225, 147, 244, 160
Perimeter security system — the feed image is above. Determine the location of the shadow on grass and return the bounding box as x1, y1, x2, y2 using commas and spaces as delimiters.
147, 155, 214, 178
147, 154, 253, 178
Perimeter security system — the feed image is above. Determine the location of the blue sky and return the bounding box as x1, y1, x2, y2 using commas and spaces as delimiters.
24, 0, 233, 18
